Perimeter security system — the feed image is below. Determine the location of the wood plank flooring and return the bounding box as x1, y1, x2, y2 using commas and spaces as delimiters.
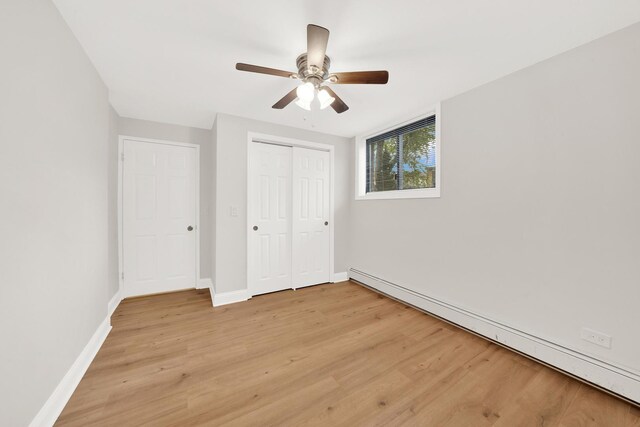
56, 281, 640, 426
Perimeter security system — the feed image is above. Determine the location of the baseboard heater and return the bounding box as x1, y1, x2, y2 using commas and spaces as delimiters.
348, 268, 640, 406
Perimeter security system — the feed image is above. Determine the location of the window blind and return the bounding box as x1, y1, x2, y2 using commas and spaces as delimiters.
365, 115, 437, 193
366, 115, 436, 145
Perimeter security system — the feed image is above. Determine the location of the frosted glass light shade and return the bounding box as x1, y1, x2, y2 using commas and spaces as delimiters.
317, 88, 335, 110
295, 98, 311, 110
296, 82, 315, 103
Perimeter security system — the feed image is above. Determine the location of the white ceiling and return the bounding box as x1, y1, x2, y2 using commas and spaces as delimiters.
53, 0, 640, 137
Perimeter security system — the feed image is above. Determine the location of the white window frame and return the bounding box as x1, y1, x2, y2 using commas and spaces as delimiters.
355, 104, 441, 200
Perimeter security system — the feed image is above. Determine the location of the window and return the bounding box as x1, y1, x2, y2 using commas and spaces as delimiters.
356, 110, 439, 200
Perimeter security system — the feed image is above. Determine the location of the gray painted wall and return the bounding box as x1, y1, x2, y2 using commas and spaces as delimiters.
0, 0, 109, 424
348, 23, 640, 372
211, 117, 218, 282
118, 117, 214, 282
107, 106, 120, 299
215, 114, 351, 293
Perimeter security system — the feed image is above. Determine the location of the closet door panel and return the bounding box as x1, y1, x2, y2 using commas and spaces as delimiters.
292, 147, 330, 288
248, 143, 292, 295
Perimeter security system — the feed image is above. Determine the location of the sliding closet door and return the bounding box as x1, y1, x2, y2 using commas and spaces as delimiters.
292, 147, 330, 288
248, 143, 292, 295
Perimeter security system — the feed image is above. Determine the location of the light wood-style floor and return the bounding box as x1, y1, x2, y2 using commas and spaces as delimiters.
57, 282, 640, 426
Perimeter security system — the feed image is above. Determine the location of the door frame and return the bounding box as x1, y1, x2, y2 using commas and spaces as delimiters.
117, 135, 201, 298
246, 132, 335, 297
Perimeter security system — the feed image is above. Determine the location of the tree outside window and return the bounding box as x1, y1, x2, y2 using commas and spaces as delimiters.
366, 117, 436, 193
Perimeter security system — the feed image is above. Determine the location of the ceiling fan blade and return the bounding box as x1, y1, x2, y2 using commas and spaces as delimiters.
331, 71, 389, 84
272, 88, 298, 109
307, 24, 330, 71
323, 87, 349, 114
236, 63, 295, 78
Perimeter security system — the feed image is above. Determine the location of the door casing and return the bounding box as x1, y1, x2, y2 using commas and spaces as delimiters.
118, 135, 201, 298
247, 132, 335, 297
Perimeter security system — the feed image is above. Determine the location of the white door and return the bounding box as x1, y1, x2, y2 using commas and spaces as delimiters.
248, 143, 292, 295
292, 147, 330, 288
123, 139, 197, 297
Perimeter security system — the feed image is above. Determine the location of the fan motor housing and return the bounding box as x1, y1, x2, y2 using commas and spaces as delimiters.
296, 53, 331, 85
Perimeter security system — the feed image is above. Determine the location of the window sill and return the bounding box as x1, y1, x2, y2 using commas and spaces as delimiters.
355, 188, 440, 200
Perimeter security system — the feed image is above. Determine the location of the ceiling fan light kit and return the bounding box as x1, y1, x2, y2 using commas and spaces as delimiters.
236, 24, 389, 114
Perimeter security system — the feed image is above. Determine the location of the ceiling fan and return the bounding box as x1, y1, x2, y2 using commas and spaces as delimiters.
236, 24, 389, 114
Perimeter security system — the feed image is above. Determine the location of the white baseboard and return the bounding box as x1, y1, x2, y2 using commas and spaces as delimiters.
349, 268, 640, 404
212, 289, 250, 307
107, 290, 122, 321
208, 285, 215, 307
197, 277, 213, 289
332, 272, 349, 282
30, 317, 112, 427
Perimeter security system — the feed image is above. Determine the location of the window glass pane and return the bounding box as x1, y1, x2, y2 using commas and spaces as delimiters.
364, 116, 436, 194
401, 123, 436, 189
367, 137, 398, 192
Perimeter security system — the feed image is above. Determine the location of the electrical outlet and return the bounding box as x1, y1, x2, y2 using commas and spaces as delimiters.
581, 328, 612, 349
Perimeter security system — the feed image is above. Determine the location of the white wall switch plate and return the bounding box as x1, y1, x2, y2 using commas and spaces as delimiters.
581, 327, 612, 349
230, 206, 238, 217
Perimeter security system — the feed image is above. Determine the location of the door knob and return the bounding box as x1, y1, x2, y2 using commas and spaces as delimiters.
187, 225, 194, 231
253, 226, 258, 231
324, 221, 328, 226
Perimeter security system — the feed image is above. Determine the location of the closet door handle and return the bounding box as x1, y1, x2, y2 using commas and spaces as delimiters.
253, 226, 258, 231
324, 221, 328, 226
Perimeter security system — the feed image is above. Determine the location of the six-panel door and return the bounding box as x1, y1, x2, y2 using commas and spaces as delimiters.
123, 140, 197, 297
248, 143, 293, 295
292, 147, 331, 288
